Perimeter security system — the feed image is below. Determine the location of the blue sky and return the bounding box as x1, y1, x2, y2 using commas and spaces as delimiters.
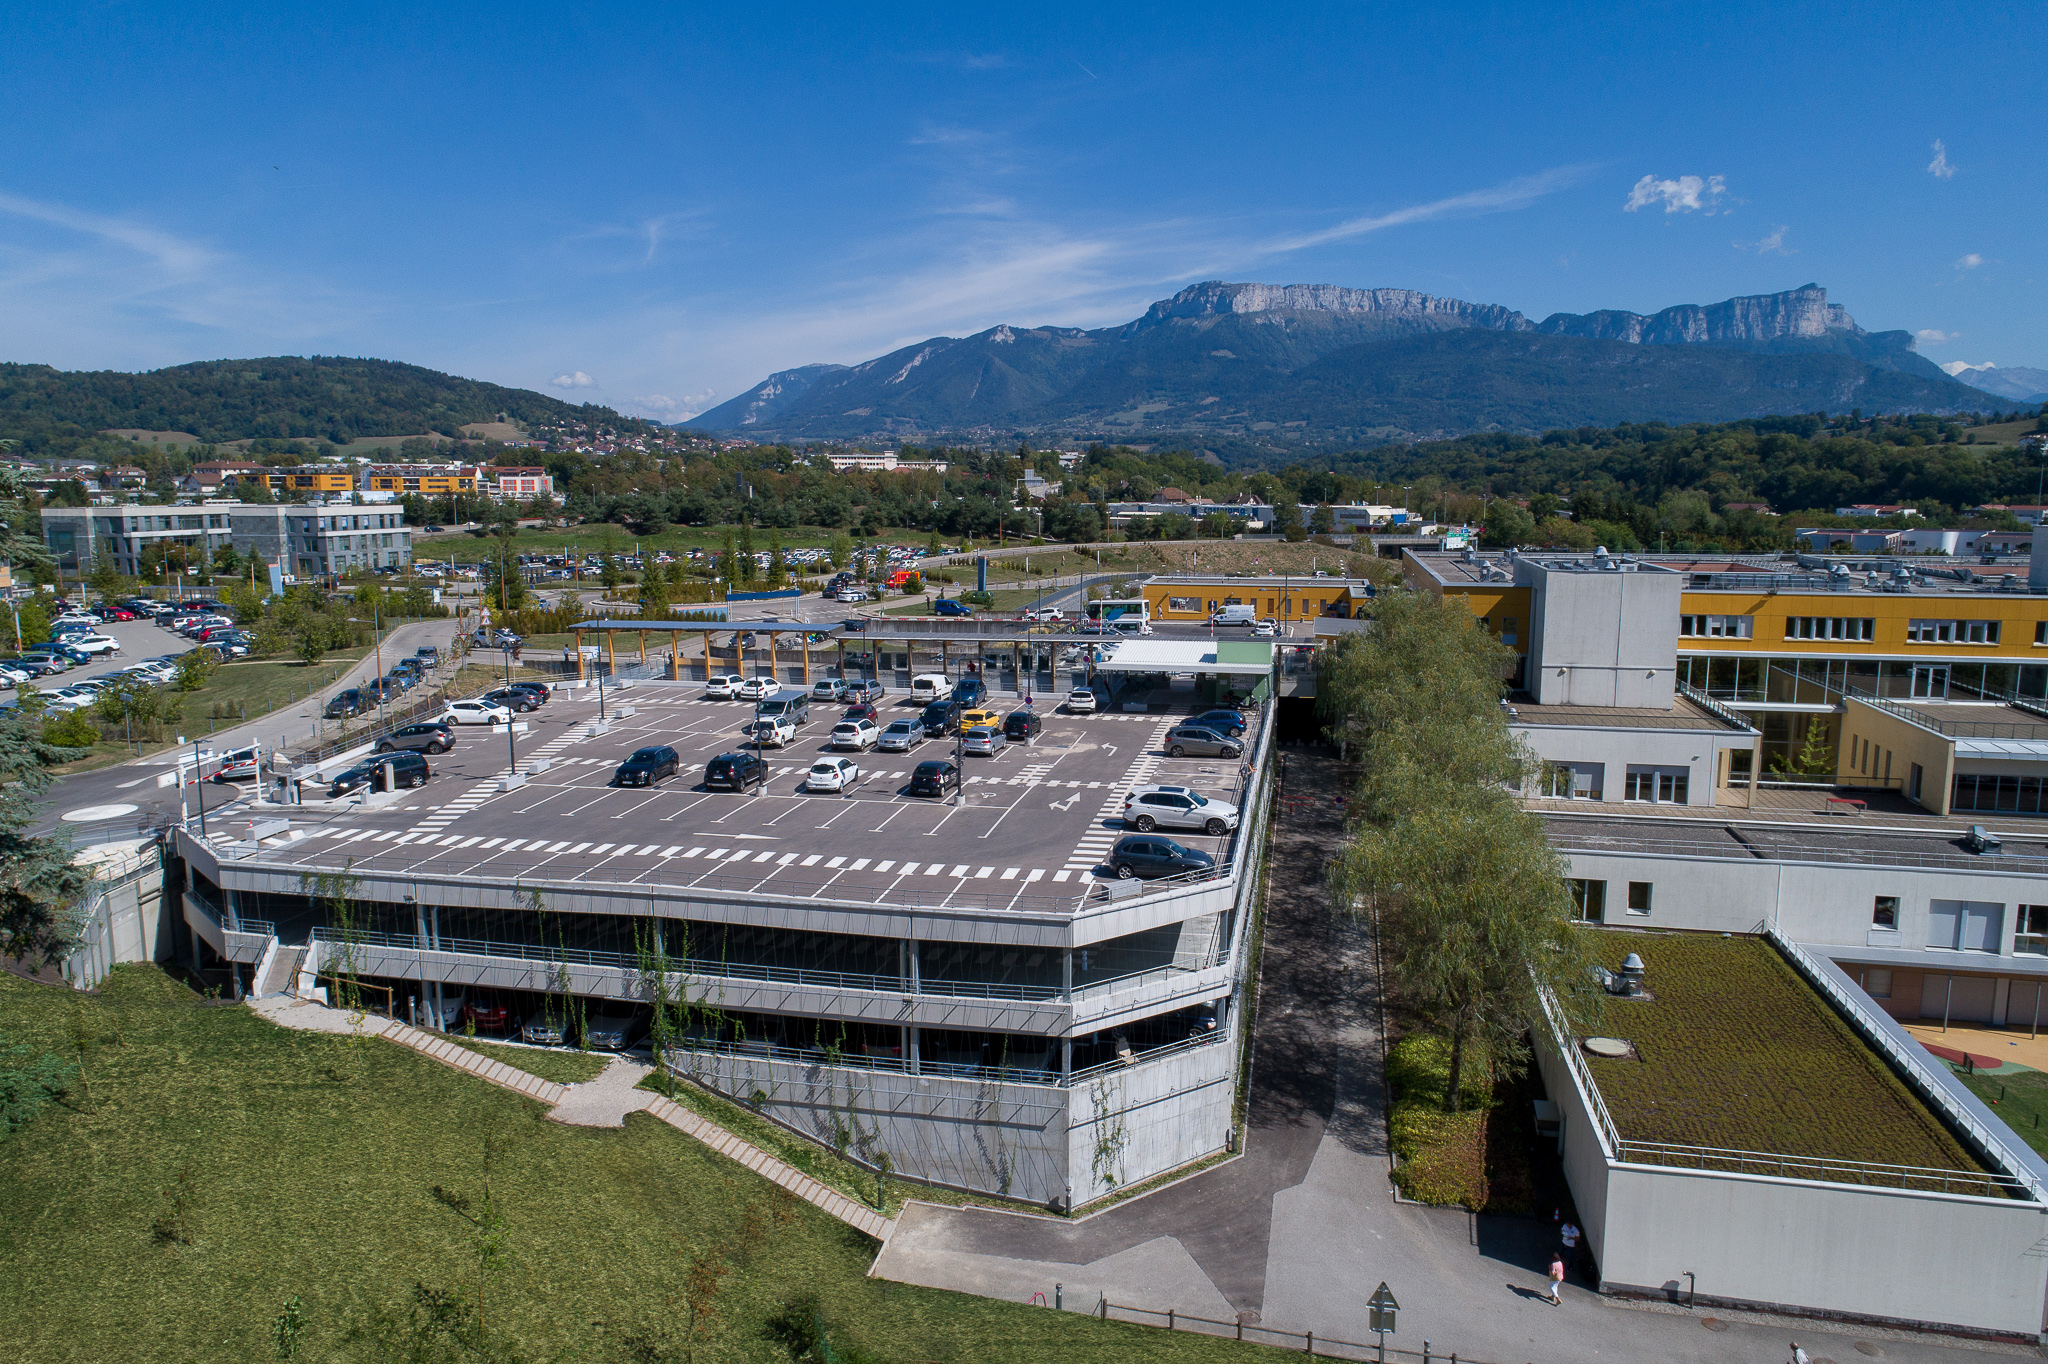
1, 2, 2041, 422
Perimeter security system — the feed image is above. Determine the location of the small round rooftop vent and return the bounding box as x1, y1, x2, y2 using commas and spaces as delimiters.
1582, 1037, 1632, 1059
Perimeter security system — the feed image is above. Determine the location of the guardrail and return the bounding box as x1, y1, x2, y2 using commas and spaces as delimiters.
1535, 982, 1621, 1157
1676, 682, 1759, 731
1770, 929, 2044, 1199
1098, 1299, 1496, 1363
1612, 1138, 2027, 1197
1848, 691, 2048, 740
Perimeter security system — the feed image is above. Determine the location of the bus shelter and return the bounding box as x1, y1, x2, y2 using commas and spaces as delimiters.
1084, 637, 1278, 709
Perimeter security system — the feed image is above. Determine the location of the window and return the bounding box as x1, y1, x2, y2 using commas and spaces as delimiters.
1626, 882, 1653, 916
1680, 614, 1754, 639
1861, 968, 1893, 999
1499, 615, 1518, 646
1568, 879, 1606, 923
1910, 619, 2000, 645
1951, 773, 2048, 814
2038, 621, 2047, 646
1623, 766, 1689, 803
1167, 596, 1201, 612
1784, 617, 1875, 641
1927, 899, 2004, 953
2017, 906, 2048, 956
1539, 762, 1603, 800
1872, 896, 1899, 929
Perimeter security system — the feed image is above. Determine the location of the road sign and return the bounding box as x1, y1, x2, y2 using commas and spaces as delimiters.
1367, 1281, 1398, 1334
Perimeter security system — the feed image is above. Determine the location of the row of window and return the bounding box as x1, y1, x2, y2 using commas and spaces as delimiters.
1566, 879, 1653, 922
1869, 895, 2048, 954
1952, 774, 2048, 815
1678, 655, 2048, 704
1675, 614, 2017, 645
1536, 763, 1689, 804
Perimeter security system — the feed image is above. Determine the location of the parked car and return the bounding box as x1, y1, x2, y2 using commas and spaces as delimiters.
1108, 835, 1215, 880
907, 759, 961, 797
810, 677, 849, 702
1251, 620, 1277, 638
706, 674, 745, 699
324, 688, 367, 719
582, 1007, 646, 1051
520, 1013, 570, 1046
1163, 725, 1244, 759
751, 714, 797, 748
615, 745, 681, 786
459, 996, 513, 1036
484, 687, 541, 713
738, 676, 778, 701
67, 633, 121, 656
932, 598, 972, 617
830, 719, 879, 751
0, 664, 29, 686
961, 725, 1005, 756
844, 678, 887, 703
957, 707, 1000, 732
704, 751, 767, 791
953, 676, 986, 708
377, 722, 457, 756
415, 645, 440, 665
506, 680, 553, 704
1021, 607, 1065, 622
1003, 710, 1042, 743
1122, 784, 1240, 835
877, 719, 926, 752
841, 702, 879, 725
441, 698, 513, 726
363, 678, 401, 705
1188, 709, 1248, 737
920, 698, 962, 737
837, 588, 869, 604
805, 756, 861, 792
909, 673, 953, 705
1064, 688, 1097, 714
328, 750, 431, 796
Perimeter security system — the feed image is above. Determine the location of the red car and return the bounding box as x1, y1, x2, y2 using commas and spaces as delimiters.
101, 608, 137, 622
842, 702, 879, 724
459, 997, 512, 1035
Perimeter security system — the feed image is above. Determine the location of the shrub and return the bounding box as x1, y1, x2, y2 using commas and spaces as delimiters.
41, 708, 98, 748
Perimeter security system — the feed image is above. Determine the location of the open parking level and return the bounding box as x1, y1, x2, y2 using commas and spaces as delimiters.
228, 682, 1251, 905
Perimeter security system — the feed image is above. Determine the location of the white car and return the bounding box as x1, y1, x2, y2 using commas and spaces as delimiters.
838, 588, 869, 604
1122, 784, 1241, 835
830, 719, 879, 751
1252, 620, 1277, 638
44, 686, 99, 710
1021, 607, 1066, 622
751, 715, 797, 748
1065, 688, 1098, 714
442, 699, 513, 726
128, 660, 178, 682
0, 665, 29, 686
68, 634, 122, 656
876, 719, 926, 752
705, 674, 745, 699
805, 756, 860, 792
738, 676, 778, 701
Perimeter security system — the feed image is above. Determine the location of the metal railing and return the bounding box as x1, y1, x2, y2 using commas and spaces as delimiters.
1848, 691, 2048, 740
1068, 1029, 1227, 1084
665, 1033, 1062, 1087
1536, 983, 1621, 1157
1552, 830, 2048, 875
1769, 930, 2044, 1199
1612, 1139, 2027, 1197
1097, 1300, 1496, 1362
1675, 682, 1758, 731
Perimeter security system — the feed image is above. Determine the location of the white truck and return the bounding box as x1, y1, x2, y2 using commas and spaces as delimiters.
1208, 604, 1258, 627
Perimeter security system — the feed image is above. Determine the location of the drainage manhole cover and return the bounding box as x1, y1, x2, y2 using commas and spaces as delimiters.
61, 803, 140, 823
1699, 1317, 1729, 1332
1853, 1345, 1885, 1358
1583, 1037, 1632, 1058
1236, 1310, 1261, 1326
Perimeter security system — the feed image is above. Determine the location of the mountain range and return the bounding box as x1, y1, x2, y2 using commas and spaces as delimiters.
690, 283, 1999, 446
1941, 361, 2048, 405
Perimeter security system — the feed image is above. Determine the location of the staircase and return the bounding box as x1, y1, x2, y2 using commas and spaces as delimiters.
260, 944, 307, 997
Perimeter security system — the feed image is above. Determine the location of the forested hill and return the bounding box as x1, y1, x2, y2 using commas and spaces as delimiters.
0, 356, 664, 447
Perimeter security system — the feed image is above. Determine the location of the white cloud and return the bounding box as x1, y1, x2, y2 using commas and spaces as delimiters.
550, 370, 597, 388
1955, 253, 1984, 270
1257, 164, 1595, 254
629, 391, 716, 420
1941, 360, 1992, 376
1916, 329, 1960, 345
1624, 173, 1728, 215
1735, 225, 1794, 255
1927, 140, 1956, 179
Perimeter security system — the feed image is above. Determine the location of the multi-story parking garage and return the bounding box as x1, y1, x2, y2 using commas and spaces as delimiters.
174, 673, 1276, 1210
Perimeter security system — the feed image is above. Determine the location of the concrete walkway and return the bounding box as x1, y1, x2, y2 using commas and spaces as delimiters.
247, 995, 892, 1241
870, 751, 2017, 1364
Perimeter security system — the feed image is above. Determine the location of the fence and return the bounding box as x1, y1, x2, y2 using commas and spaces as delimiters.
61, 844, 165, 990
1098, 1300, 1498, 1363
1551, 830, 2048, 876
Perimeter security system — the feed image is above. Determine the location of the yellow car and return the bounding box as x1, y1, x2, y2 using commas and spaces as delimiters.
958, 707, 1001, 732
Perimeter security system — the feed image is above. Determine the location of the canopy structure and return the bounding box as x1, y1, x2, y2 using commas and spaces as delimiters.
1089, 638, 1276, 677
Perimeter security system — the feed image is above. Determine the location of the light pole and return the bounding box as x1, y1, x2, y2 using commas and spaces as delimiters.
347, 608, 385, 716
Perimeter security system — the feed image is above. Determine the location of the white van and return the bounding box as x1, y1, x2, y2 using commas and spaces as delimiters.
1208, 604, 1257, 627
1110, 619, 1154, 637
910, 673, 953, 704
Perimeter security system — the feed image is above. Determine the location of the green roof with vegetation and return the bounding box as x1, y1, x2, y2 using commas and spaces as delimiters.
1583, 934, 1984, 1174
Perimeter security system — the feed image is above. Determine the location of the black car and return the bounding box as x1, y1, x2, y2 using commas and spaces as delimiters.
953, 675, 986, 708
376, 722, 456, 756
704, 751, 767, 791
364, 678, 401, 704
506, 680, 552, 704
1002, 710, 1041, 743
616, 745, 680, 786
908, 759, 961, 797
1188, 709, 1248, 738
484, 687, 541, 713
920, 698, 962, 737
1108, 835, 1215, 880
328, 750, 431, 796
324, 688, 367, 719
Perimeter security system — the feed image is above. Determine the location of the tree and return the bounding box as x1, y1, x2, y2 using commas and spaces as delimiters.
639, 560, 670, 620
1482, 500, 1536, 548
1309, 503, 1336, 535
1773, 716, 1835, 776
0, 707, 93, 966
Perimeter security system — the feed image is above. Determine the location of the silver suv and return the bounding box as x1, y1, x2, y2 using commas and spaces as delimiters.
1122, 784, 1240, 835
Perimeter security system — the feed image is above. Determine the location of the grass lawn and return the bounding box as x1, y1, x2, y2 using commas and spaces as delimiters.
1586, 935, 1984, 1173
1951, 1066, 2048, 1160
445, 1036, 610, 1086
1, 965, 1252, 1364
1383, 1033, 1533, 1213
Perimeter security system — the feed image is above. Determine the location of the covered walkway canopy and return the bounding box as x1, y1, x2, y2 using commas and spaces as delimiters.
1091, 638, 1276, 676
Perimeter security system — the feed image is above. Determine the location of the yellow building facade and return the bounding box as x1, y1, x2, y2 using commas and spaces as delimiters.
1140, 574, 1373, 623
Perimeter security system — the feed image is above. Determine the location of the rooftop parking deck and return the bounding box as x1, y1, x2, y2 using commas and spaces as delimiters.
204, 681, 1260, 919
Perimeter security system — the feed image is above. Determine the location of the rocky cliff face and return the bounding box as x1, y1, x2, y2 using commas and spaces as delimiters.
1134, 281, 1534, 333
1536, 283, 1858, 345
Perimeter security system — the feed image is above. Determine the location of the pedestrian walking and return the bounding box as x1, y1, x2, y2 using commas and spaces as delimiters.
1546, 1253, 1565, 1305
1560, 1220, 1580, 1254
1790, 1344, 1810, 1364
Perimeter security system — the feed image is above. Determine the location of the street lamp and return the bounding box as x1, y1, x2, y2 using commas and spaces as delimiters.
346, 606, 385, 716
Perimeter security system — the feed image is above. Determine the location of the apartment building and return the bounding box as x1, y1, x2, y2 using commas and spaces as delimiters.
486, 466, 553, 497
363, 463, 481, 496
